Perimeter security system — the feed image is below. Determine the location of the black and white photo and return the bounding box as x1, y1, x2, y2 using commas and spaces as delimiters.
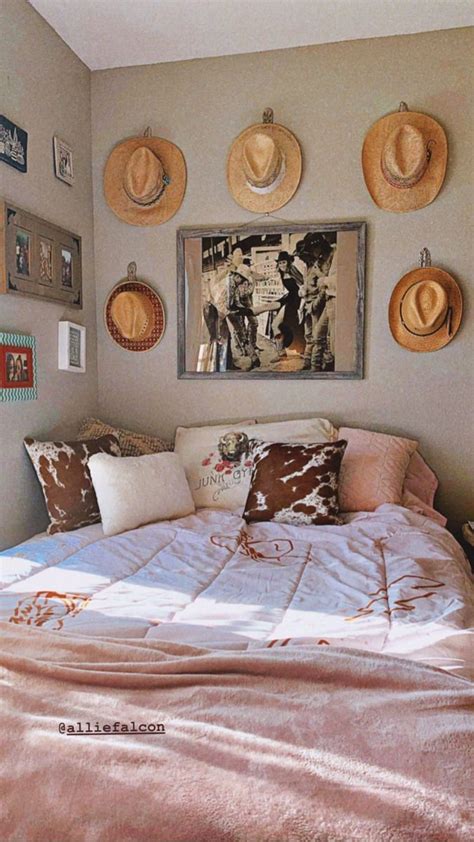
178, 222, 365, 379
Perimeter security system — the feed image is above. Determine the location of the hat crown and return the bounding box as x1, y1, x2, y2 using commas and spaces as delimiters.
123, 147, 165, 206
110, 290, 154, 340
401, 280, 448, 335
382, 124, 428, 189
242, 132, 282, 188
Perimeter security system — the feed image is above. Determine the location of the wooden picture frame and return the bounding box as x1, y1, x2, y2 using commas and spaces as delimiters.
58, 321, 86, 373
177, 221, 366, 379
0, 199, 82, 308
0, 332, 37, 401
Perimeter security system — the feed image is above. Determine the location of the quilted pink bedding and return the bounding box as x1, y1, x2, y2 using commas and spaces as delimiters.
1, 504, 473, 840
1, 504, 472, 678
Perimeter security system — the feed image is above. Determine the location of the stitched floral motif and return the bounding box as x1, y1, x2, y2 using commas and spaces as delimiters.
9, 591, 91, 630
345, 574, 445, 622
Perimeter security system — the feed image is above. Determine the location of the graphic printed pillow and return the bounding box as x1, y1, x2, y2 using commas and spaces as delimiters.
337, 427, 418, 512
244, 440, 347, 526
174, 417, 337, 510
24, 435, 121, 534
78, 417, 173, 456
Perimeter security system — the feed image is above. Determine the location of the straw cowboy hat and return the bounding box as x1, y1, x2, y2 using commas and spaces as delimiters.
227, 108, 302, 213
362, 103, 447, 212
105, 263, 165, 352
104, 128, 186, 226
389, 252, 462, 352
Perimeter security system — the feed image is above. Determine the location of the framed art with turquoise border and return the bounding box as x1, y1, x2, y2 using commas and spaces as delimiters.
0, 332, 37, 401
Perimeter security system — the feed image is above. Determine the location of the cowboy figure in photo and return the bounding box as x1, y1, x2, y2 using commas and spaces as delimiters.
269, 251, 304, 360
226, 263, 260, 370
295, 233, 336, 371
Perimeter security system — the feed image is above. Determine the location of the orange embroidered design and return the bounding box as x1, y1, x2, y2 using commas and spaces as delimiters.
211, 531, 294, 562
9, 591, 91, 630
345, 575, 445, 622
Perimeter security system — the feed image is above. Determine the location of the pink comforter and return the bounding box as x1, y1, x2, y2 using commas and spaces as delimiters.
1, 623, 473, 841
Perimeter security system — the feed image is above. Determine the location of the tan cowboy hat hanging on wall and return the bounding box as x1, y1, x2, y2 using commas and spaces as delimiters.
362, 103, 447, 212
227, 108, 302, 213
389, 248, 462, 352
105, 262, 166, 352
104, 127, 186, 225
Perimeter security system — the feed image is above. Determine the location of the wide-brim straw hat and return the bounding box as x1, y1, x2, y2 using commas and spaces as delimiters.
362, 103, 447, 213
104, 128, 186, 226
389, 265, 462, 352
105, 263, 165, 352
227, 109, 302, 213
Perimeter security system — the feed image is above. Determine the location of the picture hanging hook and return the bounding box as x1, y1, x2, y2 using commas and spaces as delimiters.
419, 247, 431, 268
127, 261, 137, 282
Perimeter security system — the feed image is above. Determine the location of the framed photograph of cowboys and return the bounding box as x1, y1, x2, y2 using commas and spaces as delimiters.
177, 221, 366, 379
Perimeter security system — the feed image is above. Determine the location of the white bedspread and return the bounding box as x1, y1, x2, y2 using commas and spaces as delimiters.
1, 505, 473, 678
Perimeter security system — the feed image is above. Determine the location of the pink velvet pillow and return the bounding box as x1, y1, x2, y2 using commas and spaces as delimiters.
338, 427, 418, 512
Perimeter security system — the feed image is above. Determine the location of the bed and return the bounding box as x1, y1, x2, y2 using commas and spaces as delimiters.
1, 503, 473, 840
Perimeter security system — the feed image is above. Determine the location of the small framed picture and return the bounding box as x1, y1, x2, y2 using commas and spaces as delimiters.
61, 247, 73, 288
58, 321, 86, 373
15, 228, 31, 277
0, 115, 28, 173
39, 237, 53, 285
53, 136, 74, 185
0, 332, 37, 401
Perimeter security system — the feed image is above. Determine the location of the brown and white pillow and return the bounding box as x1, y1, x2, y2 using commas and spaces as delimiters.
78, 417, 173, 456
24, 435, 121, 534
244, 439, 347, 526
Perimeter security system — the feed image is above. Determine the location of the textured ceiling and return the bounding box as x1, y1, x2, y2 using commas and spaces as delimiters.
28, 0, 474, 71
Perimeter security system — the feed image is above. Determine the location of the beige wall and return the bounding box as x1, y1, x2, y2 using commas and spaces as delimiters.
91, 27, 473, 529
0, 0, 98, 549
1, 14, 472, 549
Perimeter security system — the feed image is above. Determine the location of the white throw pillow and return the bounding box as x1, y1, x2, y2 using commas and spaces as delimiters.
88, 452, 195, 536
174, 417, 337, 510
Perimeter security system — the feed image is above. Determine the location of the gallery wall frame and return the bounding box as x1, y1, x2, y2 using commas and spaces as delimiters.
0, 115, 27, 174
0, 199, 82, 308
58, 321, 86, 372
53, 136, 74, 185
177, 221, 366, 380
0, 332, 37, 401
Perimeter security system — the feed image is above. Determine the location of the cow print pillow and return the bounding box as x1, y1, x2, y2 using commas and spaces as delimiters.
24, 435, 121, 534
244, 439, 347, 526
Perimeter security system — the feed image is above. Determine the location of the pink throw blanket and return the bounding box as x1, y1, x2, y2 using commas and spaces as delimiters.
1, 623, 473, 841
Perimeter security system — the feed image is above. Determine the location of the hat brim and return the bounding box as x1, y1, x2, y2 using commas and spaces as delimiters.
105, 280, 166, 352
104, 136, 186, 226
389, 267, 462, 352
362, 111, 447, 213
227, 123, 302, 213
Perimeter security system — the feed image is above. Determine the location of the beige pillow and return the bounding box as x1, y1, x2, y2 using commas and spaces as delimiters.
175, 417, 337, 510
88, 452, 195, 537
338, 427, 418, 512
78, 417, 173, 457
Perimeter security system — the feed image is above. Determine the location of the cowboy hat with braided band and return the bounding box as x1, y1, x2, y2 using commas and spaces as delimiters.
104, 128, 186, 226
389, 263, 462, 352
227, 108, 302, 213
362, 103, 447, 212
